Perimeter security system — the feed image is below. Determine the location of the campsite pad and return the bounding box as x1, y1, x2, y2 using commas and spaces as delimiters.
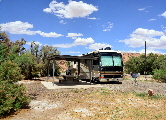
41, 81, 103, 89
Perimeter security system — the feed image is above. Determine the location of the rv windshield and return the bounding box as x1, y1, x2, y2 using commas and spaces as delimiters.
101, 55, 122, 67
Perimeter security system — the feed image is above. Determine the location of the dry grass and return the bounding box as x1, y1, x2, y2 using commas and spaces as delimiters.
67, 88, 166, 120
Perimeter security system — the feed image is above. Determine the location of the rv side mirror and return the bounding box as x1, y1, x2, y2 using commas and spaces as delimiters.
100, 62, 102, 66
123, 65, 132, 67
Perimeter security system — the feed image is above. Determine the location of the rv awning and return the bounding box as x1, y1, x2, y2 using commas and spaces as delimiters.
47, 55, 97, 61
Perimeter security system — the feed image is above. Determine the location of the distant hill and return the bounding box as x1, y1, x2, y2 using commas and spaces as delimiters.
122, 52, 142, 63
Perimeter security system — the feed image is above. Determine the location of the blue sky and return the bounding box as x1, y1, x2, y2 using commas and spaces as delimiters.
1, 0, 166, 55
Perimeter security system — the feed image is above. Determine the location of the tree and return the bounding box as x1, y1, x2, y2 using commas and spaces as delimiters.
39, 45, 60, 76
153, 68, 166, 83
146, 53, 158, 74
0, 31, 29, 116
124, 53, 159, 75
124, 55, 145, 74
152, 55, 166, 82
14, 52, 37, 79
30, 41, 39, 58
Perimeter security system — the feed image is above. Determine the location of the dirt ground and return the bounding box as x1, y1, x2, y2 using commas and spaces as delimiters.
2, 78, 166, 120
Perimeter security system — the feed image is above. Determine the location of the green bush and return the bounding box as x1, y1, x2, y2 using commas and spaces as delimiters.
0, 60, 30, 117
14, 52, 35, 79
0, 81, 30, 117
153, 68, 166, 83
0, 60, 23, 83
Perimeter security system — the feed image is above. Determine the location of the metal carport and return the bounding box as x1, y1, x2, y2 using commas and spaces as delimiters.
47, 55, 97, 85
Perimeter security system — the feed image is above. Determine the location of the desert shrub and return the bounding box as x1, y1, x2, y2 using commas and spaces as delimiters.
0, 60, 23, 83
153, 68, 166, 83
0, 60, 29, 117
0, 81, 30, 116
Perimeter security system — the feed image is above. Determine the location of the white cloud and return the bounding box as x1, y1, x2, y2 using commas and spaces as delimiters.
59, 20, 67, 24
133, 28, 164, 36
62, 51, 80, 53
138, 6, 152, 11
87, 17, 97, 20
149, 19, 156, 21
103, 29, 111, 32
52, 43, 75, 48
66, 33, 83, 39
159, 11, 166, 18
43, 8, 52, 13
53, 37, 94, 48
119, 28, 166, 49
138, 8, 146, 11
39, 32, 63, 38
102, 22, 113, 31
74, 37, 94, 45
0, 21, 40, 35
161, 25, 166, 33
26, 41, 42, 46
86, 43, 112, 50
122, 48, 164, 54
43, 0, 98, 19
0, 21, 63, 38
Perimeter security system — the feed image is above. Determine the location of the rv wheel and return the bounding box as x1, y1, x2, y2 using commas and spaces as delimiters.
92, 77, 99, 83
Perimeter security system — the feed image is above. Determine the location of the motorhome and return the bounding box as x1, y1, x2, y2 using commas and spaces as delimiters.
72, 47, 124, 82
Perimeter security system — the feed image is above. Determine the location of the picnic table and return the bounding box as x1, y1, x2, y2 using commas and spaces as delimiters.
63, 75, 76, 81
59, 75, 77, 83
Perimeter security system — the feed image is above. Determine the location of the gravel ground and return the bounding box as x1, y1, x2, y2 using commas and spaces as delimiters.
102, 80, 166, 96
3, 79, 166, 120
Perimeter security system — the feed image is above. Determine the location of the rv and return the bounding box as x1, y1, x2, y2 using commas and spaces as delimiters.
72, 47, 124, 83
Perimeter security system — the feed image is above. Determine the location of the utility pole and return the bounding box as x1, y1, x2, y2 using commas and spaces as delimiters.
145, 41, 147, 80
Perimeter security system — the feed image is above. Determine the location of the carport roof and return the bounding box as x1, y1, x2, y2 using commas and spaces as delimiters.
47, 55, 97, 61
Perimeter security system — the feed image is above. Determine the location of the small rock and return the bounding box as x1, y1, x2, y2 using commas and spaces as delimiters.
148, 89, 154, 96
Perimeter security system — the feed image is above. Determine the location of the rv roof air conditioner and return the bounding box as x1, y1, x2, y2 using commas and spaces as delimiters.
104, 47, 111, 50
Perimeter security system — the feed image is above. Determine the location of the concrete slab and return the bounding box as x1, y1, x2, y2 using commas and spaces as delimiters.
41, 81, 103, 89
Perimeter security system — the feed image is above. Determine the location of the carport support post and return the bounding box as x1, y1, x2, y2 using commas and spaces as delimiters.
47, 60, 50, 82
52, 59, 55, 85
78, 59, 80, 78
89, 60, 92, 85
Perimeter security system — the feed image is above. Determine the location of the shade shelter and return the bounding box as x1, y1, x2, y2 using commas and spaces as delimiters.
47, 55, 97, 85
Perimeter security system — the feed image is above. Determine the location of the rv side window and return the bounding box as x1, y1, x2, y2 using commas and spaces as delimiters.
93, 58, 99, 65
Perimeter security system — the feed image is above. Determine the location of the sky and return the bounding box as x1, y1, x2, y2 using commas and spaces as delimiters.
0, 0, 166, 55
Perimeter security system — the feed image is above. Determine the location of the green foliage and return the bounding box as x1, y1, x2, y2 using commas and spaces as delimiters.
125, 53, 166, 82
152, 55, 166, 82
0, 60, 23, 83
0, 31, 62, 117
0, 44, 7, 63
153, 67, 166, 83
14, 52, 36, 79
66, 61, 71, 66
125, 55, 145, 74
134, 92, 147, 97
134, 92, 165, 100
125, 53, 160, 75
0, 31, 30, 117
0, 81, 30, 116
38, 45, 60, 77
